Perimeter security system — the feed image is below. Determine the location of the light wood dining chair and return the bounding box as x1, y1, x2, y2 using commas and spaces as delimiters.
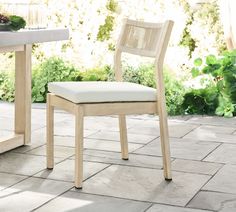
46, 19, 174, 188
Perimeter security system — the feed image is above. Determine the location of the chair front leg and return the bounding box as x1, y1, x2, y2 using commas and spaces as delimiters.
119, 114, 129, 160
46, 93, 54, 169
75, 105, 84, 188
159, 110, 172, 180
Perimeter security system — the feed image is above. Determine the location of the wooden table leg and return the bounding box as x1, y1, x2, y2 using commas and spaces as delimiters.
15, 44, 32, 144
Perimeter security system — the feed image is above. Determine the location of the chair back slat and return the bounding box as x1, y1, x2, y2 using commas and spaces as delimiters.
114, 19, 174, 81
119, 23, 162, 57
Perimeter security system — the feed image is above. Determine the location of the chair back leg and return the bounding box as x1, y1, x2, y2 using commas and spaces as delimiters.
75, 105, 84, 188
119, 115, 129, 160
46, 93, 54, 169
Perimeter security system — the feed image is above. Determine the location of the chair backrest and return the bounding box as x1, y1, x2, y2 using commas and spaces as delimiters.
114, 19, 174, 82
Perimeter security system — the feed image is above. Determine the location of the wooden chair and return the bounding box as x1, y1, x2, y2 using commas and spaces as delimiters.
46, 19, 174, 188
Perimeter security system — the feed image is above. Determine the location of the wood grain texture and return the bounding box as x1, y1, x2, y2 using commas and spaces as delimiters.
0, 134, 24, 153
47, 19, 174, 187
119, 115, 129, 160
15, 44, 32, 144
75, 105, 84, 188
46, 94, 55, 169
0, 45, 24, 53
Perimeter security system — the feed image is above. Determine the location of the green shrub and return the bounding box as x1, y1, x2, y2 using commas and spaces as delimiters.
182, 86, 218, 115
75, 66, 112, 81
123, 65, 156, 87
123, 64, 186, 115
164, 70, 186, 115
190, 50, 236, 117
32, 57, 78, 102
0, 71, 15, 102
0, 58, 185, 116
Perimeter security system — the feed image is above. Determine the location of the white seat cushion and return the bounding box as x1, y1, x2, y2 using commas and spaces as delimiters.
48, 81, 156, 103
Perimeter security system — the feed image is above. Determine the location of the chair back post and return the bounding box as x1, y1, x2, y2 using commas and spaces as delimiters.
154, 20, 174, 115
114, 19, 128, 82
114, 50, 122, 82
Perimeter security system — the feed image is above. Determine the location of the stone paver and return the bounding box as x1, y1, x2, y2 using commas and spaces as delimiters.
203, 164, 236, 194
86, 116, 146, 130
82, 149, 164, 169
79, 165, 210, 206
1, 102, 236, 211
195, 125, 236, 134
172, 159, 222, 175
46, 135, 75, 147
0, 152, 61, 176
26, 145, 74, 158
0, 177, 73, 212
187, 116, 236, 126
84, 138, 143, 152
52, 134, 151, 148
188, 191, 236, 211
0, 117, 14, 131
0, 173, 27, 191
204, 143, 236, 164
184, 129, 236, 143
0, 101, 14, 118
54, 116, 147, 135
134, 138, 220, 160
0, 129, 12, 138
54, 119, 99, 137
34, 159, 109, 182
146, 204, 213, 212
28, 134, 143, 153
35, 191, 151, 212
87, 130, 157, 144
129, 120, 198, 137
12, 128, 46, 153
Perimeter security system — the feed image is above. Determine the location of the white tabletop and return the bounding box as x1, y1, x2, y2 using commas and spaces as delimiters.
0, 28, 69, 47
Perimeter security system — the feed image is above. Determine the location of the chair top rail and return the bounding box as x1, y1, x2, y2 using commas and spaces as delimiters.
125, 19, 163, 28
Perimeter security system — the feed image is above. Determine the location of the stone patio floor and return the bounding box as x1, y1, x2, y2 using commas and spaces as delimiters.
1, 102, 236, 212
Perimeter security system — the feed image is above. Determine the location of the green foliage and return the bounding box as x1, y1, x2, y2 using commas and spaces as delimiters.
106, 0, 118, 12
190, 50, 236, 117
194, 58, 202, 67
97, 0, 118, 43
179, 13, 197, 58
182, 86, 218, 115
216, 96, 235, 118
32, 57, 78, 102
0, 71, 15, 102
164, 70, 186, 115
108, 43, 115, 51
9, 15, 26, 31
195, 1, 226, 53
74, 66, 112, 81
122, 64, 186, 115
97, 16, 115, 41
0, 57, 185, 116
179, 0, 226, 58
